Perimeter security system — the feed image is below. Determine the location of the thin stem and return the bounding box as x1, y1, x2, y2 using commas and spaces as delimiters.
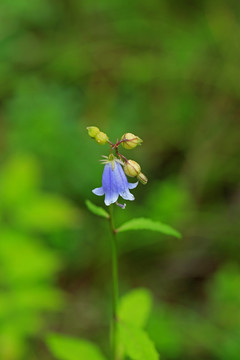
109, 204, 119, 360
115, 146, 128, 163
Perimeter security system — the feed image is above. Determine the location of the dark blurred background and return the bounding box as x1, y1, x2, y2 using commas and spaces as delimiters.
0, 0, 240, 359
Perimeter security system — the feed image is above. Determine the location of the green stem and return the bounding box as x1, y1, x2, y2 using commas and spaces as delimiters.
109, 204, 119, 360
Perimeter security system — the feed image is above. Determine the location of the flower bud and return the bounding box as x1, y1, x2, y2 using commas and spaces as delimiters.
137, 172, 148, 185
95, 131, 109, 145
87, 126, 100, 138
121, 133, 143, 149
124, 160, 141, 177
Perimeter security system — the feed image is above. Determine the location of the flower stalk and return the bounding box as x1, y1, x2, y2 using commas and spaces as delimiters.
87, 126, 148, 358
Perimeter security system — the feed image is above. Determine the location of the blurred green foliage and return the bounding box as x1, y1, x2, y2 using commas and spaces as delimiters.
147, 264, 240, 360
47, 333, 107, 360
0, 0, 239, 358
0, 156, 79, 359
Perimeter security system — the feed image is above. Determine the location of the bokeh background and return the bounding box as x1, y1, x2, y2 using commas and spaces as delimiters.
0, 0, 240, 359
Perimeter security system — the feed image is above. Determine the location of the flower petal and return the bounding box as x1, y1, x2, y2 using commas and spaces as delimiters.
102, 163, 112, 193
104, 191, 119, 206
120, 189, 135, 201
128, 181, 138, 189
113, 162, 129, 193
92, 187, 104, 196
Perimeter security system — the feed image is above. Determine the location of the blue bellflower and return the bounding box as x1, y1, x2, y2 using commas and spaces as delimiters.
92, 159, 138, 207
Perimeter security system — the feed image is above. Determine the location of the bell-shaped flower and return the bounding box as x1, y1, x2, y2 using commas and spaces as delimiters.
92, 159, 138, 207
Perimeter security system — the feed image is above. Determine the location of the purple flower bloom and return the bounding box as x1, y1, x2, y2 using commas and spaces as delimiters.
92, 161, 138, 206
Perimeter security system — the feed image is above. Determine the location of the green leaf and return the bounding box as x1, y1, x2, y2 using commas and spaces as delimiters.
119, 322, 159, 360
119, 288, 152, 328
117, 218, 181, 238
46, 333, 107, 360
85, 200, 109, 219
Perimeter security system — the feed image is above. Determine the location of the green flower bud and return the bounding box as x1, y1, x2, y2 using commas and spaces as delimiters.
121, 133, 143, 149
95, 131, 109, 145
87, 126, 100, 138
137, 172, 148, 185
124, 160, 141, 177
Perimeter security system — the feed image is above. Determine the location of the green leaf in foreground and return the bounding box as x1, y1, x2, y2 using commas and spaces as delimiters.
46, 333, 107, 360
119, 322, 159, 360
119, 288, 152, 328
117, 218, 181, 238
85, 200, 109, 219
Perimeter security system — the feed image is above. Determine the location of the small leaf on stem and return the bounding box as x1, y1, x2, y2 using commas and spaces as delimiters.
119, 288, 152, 328
117, 217, 181, 238
119, 322, 159, 360
46, 333, 107, 360
85, 200, 109, 219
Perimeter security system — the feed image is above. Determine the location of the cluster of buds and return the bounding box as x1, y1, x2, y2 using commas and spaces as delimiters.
87, 126, 109, 145
87, 127, 148, 185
